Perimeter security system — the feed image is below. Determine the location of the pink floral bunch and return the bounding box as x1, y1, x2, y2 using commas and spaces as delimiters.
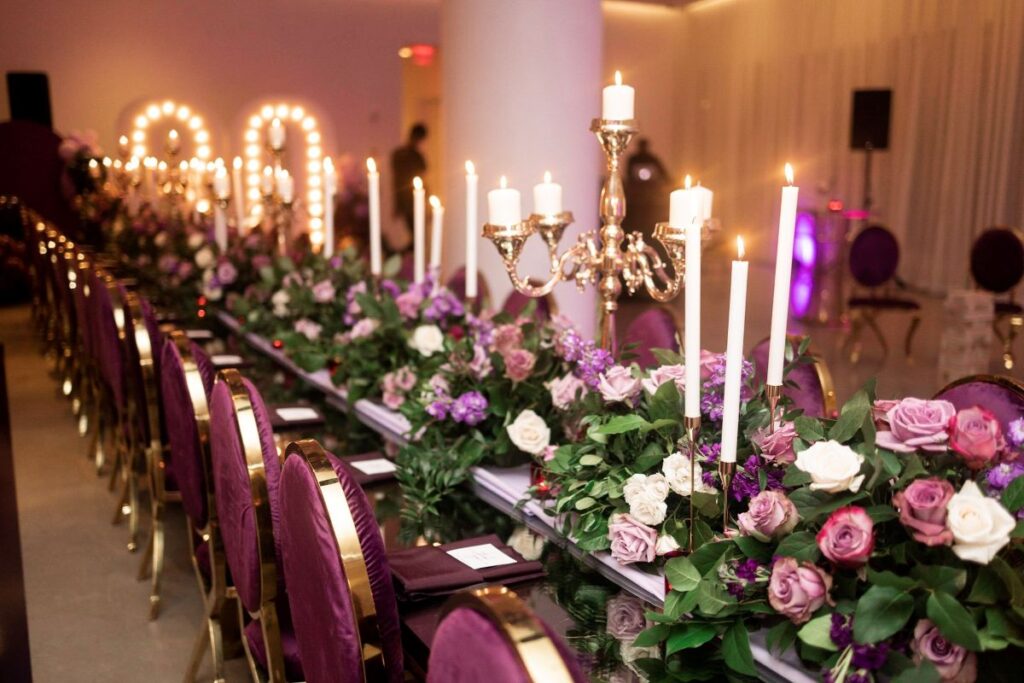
381, 366, 417, 410
491, 323, 536, 383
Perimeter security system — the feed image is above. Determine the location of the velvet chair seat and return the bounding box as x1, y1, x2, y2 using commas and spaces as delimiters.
996, 301, 1023, 315
935, 376, 1024, 435
621, 308, 679, 369
245, 618, 304, 682
848, 296, 920, 311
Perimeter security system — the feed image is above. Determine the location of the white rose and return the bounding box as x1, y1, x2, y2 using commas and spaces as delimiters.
947, 480, 1016, 565
623, 473, 669, 526
507, 527, 545, 561
195, 246, 214, 269
187, 232, 205, 249
662, 451, 717, 496
203, 285, 223, 302
506, 409, 551, 455
271, 290, 290, 317
409, 324, 445, 357
655, 534, 681, 556
153, 232, 168, 248
794, 440, 865, 493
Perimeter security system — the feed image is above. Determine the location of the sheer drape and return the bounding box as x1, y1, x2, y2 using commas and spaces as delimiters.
675, 0, 1024, 293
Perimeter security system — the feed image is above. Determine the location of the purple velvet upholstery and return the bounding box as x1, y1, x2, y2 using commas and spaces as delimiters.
849, 225, 900, 288
426, 607, 586, 683
245, 619, 304, 682
279, 451, 404, 683
139, 297, 163, 382
160, 340, 208, 527
935, 379, 1024, 436
621, 308, 678, 369
72, 266, 93, 357
971, 228, 1024, 294
209, 377, 285, 614
91, 272, 125, 409
750, 338, 829, 418
191, 342, 216, 397
501, 290, 551, 321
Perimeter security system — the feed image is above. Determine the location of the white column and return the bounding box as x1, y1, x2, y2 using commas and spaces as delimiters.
441, 0, 602, 336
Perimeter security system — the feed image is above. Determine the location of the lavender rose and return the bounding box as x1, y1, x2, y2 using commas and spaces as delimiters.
503, 348, 536, 383
751, 421, 798, 464
547, 373, 586, 410
395, 289, 423, 319
606, 593, 648, 641
598, 365, 642, 404
312, 279, 336, 303
876, 398, 956, 452
491, 324, 523, 354
767, 557, 833, 624
892, 478, 954, 546
640, 364, 686, 395
949, 406, 1006, 470
737, 490, 799, 541
607, 514, 658, 565
816, 506, 875, 568
912, 619, 978, 682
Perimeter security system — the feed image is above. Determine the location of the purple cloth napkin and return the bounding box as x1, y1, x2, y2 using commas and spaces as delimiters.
337, 452, 396, 486
388, 534, 546, 601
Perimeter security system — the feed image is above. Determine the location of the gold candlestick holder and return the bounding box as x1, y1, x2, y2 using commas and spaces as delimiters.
718, 461, 736, 530
766, 383, 783, 433
684, 415, 701, 553
482, 118, 712, 351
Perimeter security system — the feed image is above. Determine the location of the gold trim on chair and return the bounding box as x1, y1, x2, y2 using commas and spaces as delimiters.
283, 439, 386, 681
440, 586, 575, 683
934, 373, 1024, 399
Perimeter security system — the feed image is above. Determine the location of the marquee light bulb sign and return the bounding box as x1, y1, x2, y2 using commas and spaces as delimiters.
127, 99, 212, 162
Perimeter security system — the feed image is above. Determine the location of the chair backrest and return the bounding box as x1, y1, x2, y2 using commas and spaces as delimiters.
427, 587, 585, 683
849, 224, 899, 288
750, 336, 837, 419
934, 374, 1024, 436
444, 266, 491, 305
123, 291, 162, 448
500, 289, 554, 322
92, 271, 126, 408
279, 440, 403, 683
621, 308, 679, 369
971, 227, 1024, 294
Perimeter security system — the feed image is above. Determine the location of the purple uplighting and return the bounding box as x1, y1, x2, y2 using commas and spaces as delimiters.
793, 211, 817, 268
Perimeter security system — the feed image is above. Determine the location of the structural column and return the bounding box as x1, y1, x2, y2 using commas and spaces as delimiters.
441, 0, 602, 336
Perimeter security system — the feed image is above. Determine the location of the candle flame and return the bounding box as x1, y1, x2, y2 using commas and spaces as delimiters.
263, 166, 273, 177
233, 156, 242, 169
366, 157, 377, 173
413, 176, 423, 190
614, 70, 622, 86
684, 174, 692, 189
784, 163, 794, 185
465, 160, 475, 175
168, 129, 179, 140
179, 160, 188, 171
215, 166, 227, 179
543, 170, 552, 183
499, 175, 508, 189
118, 135, 128, 145
737, 236, 745, 260
271, 117, 282, 127
429, 195, 441, 209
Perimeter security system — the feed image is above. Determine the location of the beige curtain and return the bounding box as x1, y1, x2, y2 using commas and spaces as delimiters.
675, 0, 1024, 293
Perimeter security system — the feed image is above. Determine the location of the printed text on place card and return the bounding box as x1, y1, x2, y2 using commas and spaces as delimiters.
350, 459, 397, 475
446, 544, 516, 570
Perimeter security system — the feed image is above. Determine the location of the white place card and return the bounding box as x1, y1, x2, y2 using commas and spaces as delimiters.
446, 543, 516, 570
350, 458, 397, 476
211, 354, 244, 366
185, 329, 214, 340
275, 407, 320, 423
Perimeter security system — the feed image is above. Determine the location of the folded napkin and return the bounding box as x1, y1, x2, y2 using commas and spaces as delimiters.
389, 534, 546, 601
336, 452, 398, 486
268, 403, 325, 431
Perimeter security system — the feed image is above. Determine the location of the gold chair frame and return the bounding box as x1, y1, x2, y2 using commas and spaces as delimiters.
934, 373, 1024, 400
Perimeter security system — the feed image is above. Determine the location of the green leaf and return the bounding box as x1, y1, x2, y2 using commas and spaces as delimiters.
633, 624, 670, 648
794, 416, 826, 442
866, 505, 899, 523
926, 591, 981, 650
579, 454, 603, 467
592, 414, 651, 435
797, 614, 839, 651
665, 556, 702, 593
911, 566, 966, 595
666, 623, 718, 654
783, 467, 812, 487
868, 569, 919, 591
890, 660, 940, 683
733, 535, 773, 562
879, 450, 903, 478
1013, 521, 1024, 538
689, 541, 732, 576
896, 454, 927, 488
765, 620, 798, 655
722, 621, 757, 676
775, 532, 821, 562
990, 557, 1024, 607
696, 581, 734, 615
967, 566, 1004, 605
854, 585, 915, 644
829, 387, 872, 443
574, 497, 596, 511
1003, 477, 1024, 512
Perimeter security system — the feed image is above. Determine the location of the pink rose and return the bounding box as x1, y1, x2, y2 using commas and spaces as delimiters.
541, 445, 558, 462
382, 391, 404, 410
737, 490, 799, 541
548, 373, 586, 410
641, 364, 686, 395
699, 350, 718, 379
767, 557, 833, 624
607, 514, 657, 565
469, 344, 492, 379
492, 324, 524, 354
350, 317, 379, 340
312, 279, 336, 303
598, 365, 642, 404
892, 478, 954, 546
294, 318, 322, 341
216, 261, 238, 285
816, 506, 875, 568
395, 289, 423, 319
605, 593, 648, 641
502, 348, 536, 383
876, 398, 956, 453
949, 406, 1006, 470
394, 367, 417, 392
912, 620, 978, 683
872, 398, 900, 427
751, 421, 798, 464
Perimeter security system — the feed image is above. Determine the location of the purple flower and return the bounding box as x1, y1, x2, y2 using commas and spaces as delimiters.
734, 557, 761, 582
731, 455, 784, 502
830, 613, 853, 649
328, 255, 342, 269
450, 391, 488, 426
381, 279, 401, 299
252, 254, 272, 270
216, 261, 238, 286
344, 281, 367, 325
424, 288, 465, 323
852, 642, 889, 670
987, 462, 1024, 492
426, 399, 450, 420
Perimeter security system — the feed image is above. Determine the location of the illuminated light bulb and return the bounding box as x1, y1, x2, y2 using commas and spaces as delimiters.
196, 145, 211, 159
275, 104, 289, 118
247, 188, 262, 201
247, 173, 261, 185
260, 105, 274, 119
249, 114, 263, 128
308, 189, 323, 203
195, 130, 210, 144
176, 105, 190, 120
146, 104, 160, 119
310, 217, 323, 230
308, 175, 322, 188
306, 160, 322, 173
301, 117, 316, 131
188, 117, 203, 131
291, 106, 304, 121
307, 145, 322, 159
246, 159, 261, 172
244, 129, 259, 143
245, 144, 261, 157
131, 130, 145, 143
306, 131, 321, 145
179, 160, 189, 171
196, 198, 211, 213
134, 115, 149, 128
162, 100, 175, 115
308, 202, 323, 215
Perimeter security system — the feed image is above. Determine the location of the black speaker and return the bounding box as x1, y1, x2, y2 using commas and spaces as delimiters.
6, 72, 52, 128
850, 89, 891, 150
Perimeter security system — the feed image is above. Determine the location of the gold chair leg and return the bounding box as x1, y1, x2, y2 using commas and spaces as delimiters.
844, 312, 865, 364
863, 311, 888, 360
904, 315, 921, 359
138, 498, 164, 620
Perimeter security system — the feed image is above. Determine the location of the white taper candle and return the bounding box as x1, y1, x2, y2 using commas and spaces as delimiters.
367, 158, 382, 276
767, 164, 799, 385
465, 161, 478, 299
720, 237, 749, 464
413, 176, 425, 283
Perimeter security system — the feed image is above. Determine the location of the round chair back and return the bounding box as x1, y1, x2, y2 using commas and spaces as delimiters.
279, 440, 404, 683
971, 227, 1024, 294
849, 225, 899, 288
621, 308, 679, 369
501, 290, 554, 321
750, 336, 837, 419
92, 271, 126, 408
934, 375, 1024, 436
443, 267, 491, 304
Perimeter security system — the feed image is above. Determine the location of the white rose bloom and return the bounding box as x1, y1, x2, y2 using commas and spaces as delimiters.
655, 534, 681, 556
507, 527, 545, 561
203, 286, 223, 302
662, 451, 717, 496
506, 409, 551, 455
623, 473, 670, 526
947, 480, 1016, 565
153, 232, 168, 248
187, 232, 205, 250
271, 290, 290, 317
195, 246, 214, 269
794, 440, 865, 493
409, 324, 445, 357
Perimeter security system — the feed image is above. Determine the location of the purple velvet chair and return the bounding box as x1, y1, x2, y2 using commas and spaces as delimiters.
210, 369, 303, 682
501, 290, 554, 322
444, 266, 491, 307
427, 586, 586, 683
621, 308, 679, 369
970, 227, 1024, 369
934, 375, 1024, 436
279, 440, 404, 683
749, 336, 837, 419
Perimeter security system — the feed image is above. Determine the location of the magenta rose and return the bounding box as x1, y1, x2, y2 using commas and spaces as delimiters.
502, 349, 536, 383
767, 557, 833, 624
892, 478, 954, 546
751, 421, 798, 464
816, 506, 875, 568
605, 593, 648, 641
912, 619, 978, 682
492, 324, 524, 354
876, 398, 956, 453
598, 365, 642, 404
949, 406, 1006, 470
607, 514, 657, 565
737, 490, 799, 541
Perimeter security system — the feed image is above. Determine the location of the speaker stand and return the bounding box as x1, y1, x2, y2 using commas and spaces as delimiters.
862, 142, 874, 213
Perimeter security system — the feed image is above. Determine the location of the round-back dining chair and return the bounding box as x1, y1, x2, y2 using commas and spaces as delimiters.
934, 374, 1024, 436
426, 586, 586, 683
210, 368, 303, 682
278, 439, 404, 683
750, 335, 838, 419
500, 289, 555, 322
443, 266, 490, 306
970, 227, 1024, 369
621, 308, 679, 369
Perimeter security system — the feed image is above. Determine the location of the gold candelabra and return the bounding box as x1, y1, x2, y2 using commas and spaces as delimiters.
483, 118, 709, 350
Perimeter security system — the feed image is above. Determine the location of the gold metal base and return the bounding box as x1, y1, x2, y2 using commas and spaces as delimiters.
718, 461, 736, 530
765, 384, 782, 433
684, 416, 701, 553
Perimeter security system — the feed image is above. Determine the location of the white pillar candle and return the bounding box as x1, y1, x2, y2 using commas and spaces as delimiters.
767, 163, 799, 385
602, 70, 635, 121
487, 176, 521, 226
323, 157, 336, 259
684, 218, 702, 418
413, 176, 426, 283
268, 117, 285, 151
669, 176, 700, 229
465, 161, 478, 299
694, 182, 713, 223
720, 237, 749, 464
277, 170, 294, 203
429, 195, 444, 271
367, 158, 382, 276
533, 171, 562, 215
231, 156, 245, 229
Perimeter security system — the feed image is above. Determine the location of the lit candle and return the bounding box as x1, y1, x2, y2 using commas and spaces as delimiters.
429, 195, 444, 272
277, 170, 294, 204
684, 207, 702, 418
720, 237, 749, 464
533, 171, 562, 216
465, 161, 478, 299
367, 158, 382, 276
212, 165, 230, 199
166, 129, 180, 156
669, 175, 701, 229
602, 70, 635, 121
117, 135, 129, 159
487, 176, 521, 226
268, 117, 285, 151
231, 157, 245, 229
694, 181, 713, 223
213, 167, 229, 251
413, 176, 426, 283
260, 166, 274, 195
322, 157, 336, 258
767, 163, 799, 386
